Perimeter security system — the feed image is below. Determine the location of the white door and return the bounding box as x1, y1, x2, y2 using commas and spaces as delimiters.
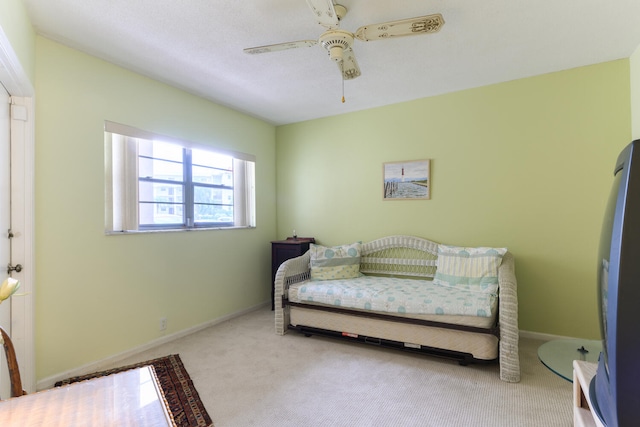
0, 83, 11, 398
0, 26, 35, 395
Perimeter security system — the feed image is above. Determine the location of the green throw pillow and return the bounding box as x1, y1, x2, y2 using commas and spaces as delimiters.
433, 245, 507, 294
310, 242, 362, 280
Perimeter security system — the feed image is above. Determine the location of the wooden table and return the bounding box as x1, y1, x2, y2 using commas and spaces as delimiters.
271, 237, 315, 309
0, 366, 175, 426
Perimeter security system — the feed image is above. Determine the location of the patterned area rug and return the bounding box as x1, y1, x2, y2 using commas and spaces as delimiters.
54, 354, 213, 427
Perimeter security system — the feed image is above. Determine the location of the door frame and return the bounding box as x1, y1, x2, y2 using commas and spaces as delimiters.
0, 27, 35, 393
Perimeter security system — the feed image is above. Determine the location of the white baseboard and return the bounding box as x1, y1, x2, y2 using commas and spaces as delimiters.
519, 330, 594, 342
37, 301, 269, 390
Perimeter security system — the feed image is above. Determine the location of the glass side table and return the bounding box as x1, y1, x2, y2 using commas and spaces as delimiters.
538, 338, 602, 382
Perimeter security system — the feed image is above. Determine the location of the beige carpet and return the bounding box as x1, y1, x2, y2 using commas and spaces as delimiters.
111, 307, 573, 426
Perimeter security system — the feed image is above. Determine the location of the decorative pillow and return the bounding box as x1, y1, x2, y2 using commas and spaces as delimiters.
433, 245, 507, 294
310, 242, 362, 280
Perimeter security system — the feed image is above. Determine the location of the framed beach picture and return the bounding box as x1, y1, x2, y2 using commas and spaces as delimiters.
383, 159, 431, 200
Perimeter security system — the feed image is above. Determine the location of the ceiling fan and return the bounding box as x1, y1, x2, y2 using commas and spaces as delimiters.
243, 0, 444, 82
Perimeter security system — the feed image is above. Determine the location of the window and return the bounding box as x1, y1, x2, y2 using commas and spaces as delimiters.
105, 121, 255, 233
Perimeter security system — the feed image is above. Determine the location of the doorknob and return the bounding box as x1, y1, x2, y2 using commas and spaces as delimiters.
7, 263, 22, 275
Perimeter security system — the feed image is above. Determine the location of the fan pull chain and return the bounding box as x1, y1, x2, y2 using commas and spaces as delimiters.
341, 61, 346, 103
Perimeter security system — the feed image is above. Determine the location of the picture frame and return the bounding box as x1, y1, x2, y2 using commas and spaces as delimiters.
383, 159, 431, 200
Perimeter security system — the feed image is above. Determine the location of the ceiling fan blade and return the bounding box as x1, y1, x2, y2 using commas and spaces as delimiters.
354, 13, 444, 42
340, 48, 361, 80
305, 0, 339, 28
243, 40, 317, 55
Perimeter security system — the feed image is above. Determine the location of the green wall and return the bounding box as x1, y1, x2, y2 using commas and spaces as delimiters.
35, 37, 276, 379
631, 44, 640, 139
0, 0, 35, 82
276, 60, 631, 339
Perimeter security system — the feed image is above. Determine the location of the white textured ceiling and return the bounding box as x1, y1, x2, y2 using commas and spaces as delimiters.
22, 0, 640, 125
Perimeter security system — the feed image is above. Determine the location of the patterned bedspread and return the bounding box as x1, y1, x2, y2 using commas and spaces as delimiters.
288, 276, 497, 318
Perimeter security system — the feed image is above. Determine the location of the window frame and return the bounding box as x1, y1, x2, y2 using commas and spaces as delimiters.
105, 121, 256, 234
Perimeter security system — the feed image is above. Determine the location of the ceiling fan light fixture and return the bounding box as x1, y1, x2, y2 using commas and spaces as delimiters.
319, 29, 354, 62
329, 45, 343, 62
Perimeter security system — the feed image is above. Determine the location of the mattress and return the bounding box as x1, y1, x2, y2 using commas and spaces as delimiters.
288, 276, 497, 328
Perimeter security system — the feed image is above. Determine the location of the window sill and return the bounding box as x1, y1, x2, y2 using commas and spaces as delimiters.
105, 225, 256, 235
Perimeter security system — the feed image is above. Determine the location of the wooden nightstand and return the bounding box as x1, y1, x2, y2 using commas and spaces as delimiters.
271, 237, 314, 310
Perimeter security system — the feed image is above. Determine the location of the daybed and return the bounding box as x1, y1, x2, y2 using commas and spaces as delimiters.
274, 235, 520, 383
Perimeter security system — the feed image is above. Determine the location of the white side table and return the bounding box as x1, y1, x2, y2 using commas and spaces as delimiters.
573, 360, 605, 427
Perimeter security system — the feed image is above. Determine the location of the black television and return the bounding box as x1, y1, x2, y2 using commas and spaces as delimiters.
590, 139, 640, 426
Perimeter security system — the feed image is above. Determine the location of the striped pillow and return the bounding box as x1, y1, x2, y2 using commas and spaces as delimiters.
433, 245, 507, 294
310, 242, 362, 280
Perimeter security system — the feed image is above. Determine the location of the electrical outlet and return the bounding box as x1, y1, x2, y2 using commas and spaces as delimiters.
159, 317, 167, 331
